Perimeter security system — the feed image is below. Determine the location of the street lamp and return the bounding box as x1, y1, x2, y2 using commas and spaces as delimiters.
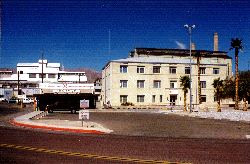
41, 52, 44, 83
184, 24, 195, 112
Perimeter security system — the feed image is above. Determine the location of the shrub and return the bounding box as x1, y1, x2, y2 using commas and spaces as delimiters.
121, 102, 134, 106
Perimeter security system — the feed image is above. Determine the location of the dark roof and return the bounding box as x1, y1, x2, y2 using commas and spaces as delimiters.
133, 47, 230, 58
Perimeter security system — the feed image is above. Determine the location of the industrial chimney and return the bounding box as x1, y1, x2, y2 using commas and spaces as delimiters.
213, 33, 218, 51
191, 43, 195, 50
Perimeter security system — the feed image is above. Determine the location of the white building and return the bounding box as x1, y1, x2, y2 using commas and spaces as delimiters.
0, 60, 88, 98
15, 60, 87, 83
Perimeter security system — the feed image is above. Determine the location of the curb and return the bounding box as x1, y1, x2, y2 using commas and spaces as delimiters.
11, 119, 105, 134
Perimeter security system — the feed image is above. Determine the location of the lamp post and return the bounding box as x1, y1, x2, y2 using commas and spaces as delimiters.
184, 24, 195, 112
41, 52, 44, 83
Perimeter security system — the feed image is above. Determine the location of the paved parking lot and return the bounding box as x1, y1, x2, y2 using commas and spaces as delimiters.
37, 111, 250, 139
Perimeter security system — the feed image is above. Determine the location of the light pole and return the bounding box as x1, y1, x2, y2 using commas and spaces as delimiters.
184, 24, 195, 112
41, 52, 44, 83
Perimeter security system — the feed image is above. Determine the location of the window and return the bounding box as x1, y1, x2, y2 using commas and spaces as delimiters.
201, 95, 206, 102
39, 74, 46, 78
160, 95, 163, 102
137, 80, 145, 88
48, 74, 56, 78
200, 67, 206, 74
152, 95, 155, 102
214, 96, 218, 102
213, 68, 219, 74
170, 67, 176, 74
153, 66, 161, 73
29, 74, 36, 78
201, 81, 206, 88
120, 66, 128, 73
170, 81, 177, 88
185, 67, 190, 74
120, 95, 128, 103
120, 80, 128, 88
20, 71, 23, 74
137, 66, 145, 73
137, 95, 145, 102
153, 80, 161, 88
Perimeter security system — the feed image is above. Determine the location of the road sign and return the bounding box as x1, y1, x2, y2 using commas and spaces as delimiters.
80, 100, 89, 108
79, 110, 89, 119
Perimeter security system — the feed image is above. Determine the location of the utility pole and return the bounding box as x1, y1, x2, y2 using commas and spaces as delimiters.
41, 52, 44, 83
17, 71, 19, 95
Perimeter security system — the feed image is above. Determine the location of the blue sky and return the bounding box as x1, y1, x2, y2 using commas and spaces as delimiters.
1, 0, 249, 72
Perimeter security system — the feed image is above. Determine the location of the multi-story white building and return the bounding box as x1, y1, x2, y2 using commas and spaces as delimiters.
102, 34, 232, 108
16, 59, 87, 83
0, 60, 88, 98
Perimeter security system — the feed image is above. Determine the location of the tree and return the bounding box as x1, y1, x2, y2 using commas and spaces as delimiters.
229, 38, 243, 110
212, 78, 224, 112
222, 76, 235, 100
193, 51, 205, 104
180, 76, 190, 111
239, 71, 250, 111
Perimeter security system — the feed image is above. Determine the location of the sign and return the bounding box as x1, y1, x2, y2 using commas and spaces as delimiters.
39, 83, 94, 89
169, 90, 178, 95
79, 110, 89, 119
53, 89, 80, 93
18, 95, 26, 99
80, 100, 89, 108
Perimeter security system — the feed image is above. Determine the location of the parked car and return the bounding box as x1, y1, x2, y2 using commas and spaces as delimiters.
22, 98, 34, 104
8, 97, 18, 103
0, 98, 7, 102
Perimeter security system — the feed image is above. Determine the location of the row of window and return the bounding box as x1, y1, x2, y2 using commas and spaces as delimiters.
120, 80, 207, 88
121, 66, 220, 75
120, 95, 207, 103
28, 74, 56, 78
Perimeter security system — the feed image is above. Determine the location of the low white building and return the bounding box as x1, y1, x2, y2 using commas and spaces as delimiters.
0, 60, 88, 98
15, 60, 87, 83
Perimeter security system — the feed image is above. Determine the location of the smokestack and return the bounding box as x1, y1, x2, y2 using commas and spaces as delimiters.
191, 43, 195, 50
213, 33, 218, 51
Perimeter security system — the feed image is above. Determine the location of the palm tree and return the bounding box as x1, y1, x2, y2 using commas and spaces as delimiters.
180, 76, 190, 111
193, 51, 204, 104
229, 38, 243, 110
212, 78, 224, 112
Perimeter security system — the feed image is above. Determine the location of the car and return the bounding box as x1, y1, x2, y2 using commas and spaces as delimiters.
22, 98, 34, 104
45, 101, 79, 114
8, 97, 18, 103
23, 98, 34, 104
0, 98, 7, 102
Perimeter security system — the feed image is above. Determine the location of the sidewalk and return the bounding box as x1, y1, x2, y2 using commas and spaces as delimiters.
11, 111, 113, 134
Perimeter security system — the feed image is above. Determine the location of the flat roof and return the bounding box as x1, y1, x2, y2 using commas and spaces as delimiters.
111, 57, 227, 66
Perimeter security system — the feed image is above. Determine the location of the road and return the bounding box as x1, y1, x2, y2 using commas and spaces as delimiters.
41, 111, 250, 139
0, 102, 250, 163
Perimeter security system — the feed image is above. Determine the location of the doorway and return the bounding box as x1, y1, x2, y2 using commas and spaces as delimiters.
170, 95, 177, 105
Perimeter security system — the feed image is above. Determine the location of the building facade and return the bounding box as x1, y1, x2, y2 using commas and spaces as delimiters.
102, 34, 232, 108
0, 60, 88, 98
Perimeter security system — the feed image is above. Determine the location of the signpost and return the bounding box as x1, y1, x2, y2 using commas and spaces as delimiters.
79, 100, 90, 127
80, 100, 89, 108
79, 110, 89, 127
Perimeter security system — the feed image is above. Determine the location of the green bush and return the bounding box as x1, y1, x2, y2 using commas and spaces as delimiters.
121, 102, 134, 106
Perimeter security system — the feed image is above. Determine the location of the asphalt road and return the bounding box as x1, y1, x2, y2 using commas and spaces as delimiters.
39, 110, 250, 139
1, 102, 250, 163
